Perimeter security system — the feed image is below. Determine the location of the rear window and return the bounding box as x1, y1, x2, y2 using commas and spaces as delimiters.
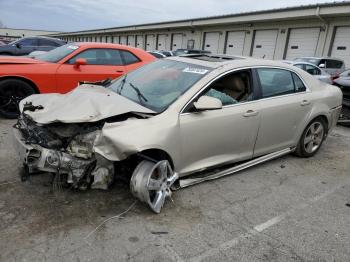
121, 50, 140, 65
326, 59, 343, 69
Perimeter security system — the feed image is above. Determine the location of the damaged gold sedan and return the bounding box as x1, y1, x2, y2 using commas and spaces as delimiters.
13, 55, 343, 213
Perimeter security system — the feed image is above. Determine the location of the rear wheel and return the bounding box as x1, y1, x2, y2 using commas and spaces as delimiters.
295, 118, 327, 157
0, 79, 36, 119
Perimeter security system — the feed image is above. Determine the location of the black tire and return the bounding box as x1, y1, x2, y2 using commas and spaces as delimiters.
295, 117, 327, 158
0, 79, 36, 119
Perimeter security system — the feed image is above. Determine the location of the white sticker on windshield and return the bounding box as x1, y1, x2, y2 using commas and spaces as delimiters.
183, 67, 208, 74
67, 45, 79, 50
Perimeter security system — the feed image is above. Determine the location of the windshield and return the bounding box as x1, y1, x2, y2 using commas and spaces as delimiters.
109, 59, 211, 112
294, 58, 320, 65
34, 44, 80, 62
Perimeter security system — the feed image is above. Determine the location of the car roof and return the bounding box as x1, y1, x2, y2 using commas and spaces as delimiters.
21, 36, 65, 42
167, 54, 296, 70
70, 42, 142, 50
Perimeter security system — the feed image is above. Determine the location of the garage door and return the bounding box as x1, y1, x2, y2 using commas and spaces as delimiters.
204, 32, 220, 54
120, 36, 127, 45
136, 35, 144, 49
146, 35, 155, 51
225, 31, 246, 56
127, 35, 135, 46
331, 27, 350, 68
252, 29, 278, 59
172, 33, 183, 50
285, 28, 320, 60
113, 36, 119, 44
157, 34, 168, 50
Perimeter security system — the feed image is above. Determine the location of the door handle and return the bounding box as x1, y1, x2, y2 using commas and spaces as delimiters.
243, 110, 259, 117
300, 100, 310, 106
116, 70, 125, 73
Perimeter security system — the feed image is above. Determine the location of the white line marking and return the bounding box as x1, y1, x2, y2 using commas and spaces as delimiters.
188, 184, 346, 262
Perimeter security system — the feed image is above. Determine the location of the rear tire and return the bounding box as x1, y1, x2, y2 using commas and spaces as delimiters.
295, 117, 327, 158
0, 79, 36, 119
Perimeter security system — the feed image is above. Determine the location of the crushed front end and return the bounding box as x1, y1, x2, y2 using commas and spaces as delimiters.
13, 113, 114, 190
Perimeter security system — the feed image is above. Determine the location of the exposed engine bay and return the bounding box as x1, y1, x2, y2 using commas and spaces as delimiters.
14, 112, 140, 190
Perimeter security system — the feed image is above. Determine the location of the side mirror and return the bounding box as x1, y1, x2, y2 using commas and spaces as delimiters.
15, 43, 21, 49
319, 63, 325, 68
194, 96, 222, 111
74, 58, 87, 68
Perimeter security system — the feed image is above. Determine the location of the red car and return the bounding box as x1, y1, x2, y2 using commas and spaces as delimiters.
0, 43, 155, 118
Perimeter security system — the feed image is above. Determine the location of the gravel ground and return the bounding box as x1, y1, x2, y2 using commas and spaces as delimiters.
0, 118, 350, 262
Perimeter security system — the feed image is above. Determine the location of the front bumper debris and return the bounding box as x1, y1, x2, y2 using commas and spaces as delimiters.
13, 128, 114, 189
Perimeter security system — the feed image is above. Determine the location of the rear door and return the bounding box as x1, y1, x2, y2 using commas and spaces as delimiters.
253, 67, 313, 157
55, 48, 125, 93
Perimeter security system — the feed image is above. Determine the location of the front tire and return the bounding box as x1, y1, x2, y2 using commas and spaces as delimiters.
0, 79, 36, 119
295, 118, 327, 157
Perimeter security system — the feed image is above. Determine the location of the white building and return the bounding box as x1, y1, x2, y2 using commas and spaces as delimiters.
0, 28, 60, 41
50, 2, 350, 66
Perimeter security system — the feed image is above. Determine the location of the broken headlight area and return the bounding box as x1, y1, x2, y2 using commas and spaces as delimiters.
14, 113, 114, 190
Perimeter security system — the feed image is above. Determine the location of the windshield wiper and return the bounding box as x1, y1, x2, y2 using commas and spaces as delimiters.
129, 82, 148, 103
117, 75, 127, 94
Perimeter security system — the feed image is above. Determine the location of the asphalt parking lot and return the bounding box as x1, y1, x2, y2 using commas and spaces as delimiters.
1, 118, 350, 262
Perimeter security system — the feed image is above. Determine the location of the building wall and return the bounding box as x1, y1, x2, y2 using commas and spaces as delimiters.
53, 11, 350, 66
0, 28, 59, 41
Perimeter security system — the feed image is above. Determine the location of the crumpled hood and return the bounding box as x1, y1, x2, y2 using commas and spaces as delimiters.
19, 85, 155, 124
0, 56, 44, 64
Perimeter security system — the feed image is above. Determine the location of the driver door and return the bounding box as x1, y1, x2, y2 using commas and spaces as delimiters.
55, 48, 126, 93
178, 69, 260, 175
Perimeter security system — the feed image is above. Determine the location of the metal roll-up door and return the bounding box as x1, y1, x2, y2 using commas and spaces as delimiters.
225, 31, 246, 55
127, 35, 135, 46
285, 28, 320, 60
120, 36, 127, 45
146, 35, 155, 51
136, 35, 144, 49
331, 27, 350, 67
172, 33, 183, 50
203, 32, 220, 54
113, 36, 119, 43
157, 34, 168, 50
252, 29, 278, 59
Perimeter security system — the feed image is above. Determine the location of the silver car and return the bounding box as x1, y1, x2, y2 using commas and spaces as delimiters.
285, 61, 333, 84
13, 55, 343, 213
294, 57, 345, 77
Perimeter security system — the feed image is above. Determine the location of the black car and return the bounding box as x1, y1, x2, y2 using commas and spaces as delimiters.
173, 49, 211, 56
0, 36, 66, 56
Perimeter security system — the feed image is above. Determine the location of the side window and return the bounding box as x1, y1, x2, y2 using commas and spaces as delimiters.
305, 64, 321, 75
196, 70, 253, 108
326, 59, 343, 69
18, 38, 38, 46
67, 48, 123, 65
121, 50, 140, 65
39, 39, 60, 47
257, 68, 300, 98
292, 73, 306, 92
